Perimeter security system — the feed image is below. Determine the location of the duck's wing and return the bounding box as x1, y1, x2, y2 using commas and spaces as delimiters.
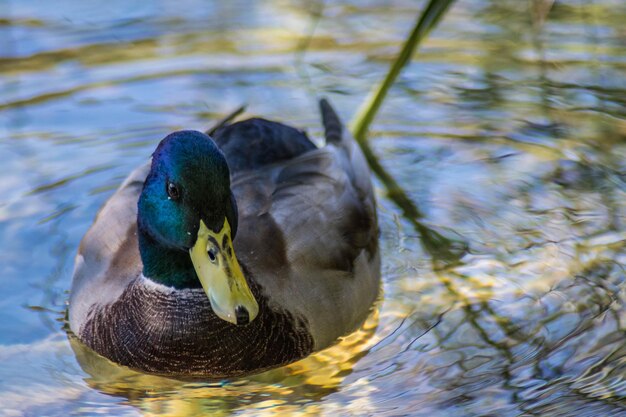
68, 162, 149, 335
230, 99, 380, 349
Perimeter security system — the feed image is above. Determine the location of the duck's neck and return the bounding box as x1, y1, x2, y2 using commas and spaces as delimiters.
137, 226, 202, 289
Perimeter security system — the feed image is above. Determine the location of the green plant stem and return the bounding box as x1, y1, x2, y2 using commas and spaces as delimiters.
350, 0, 457, 143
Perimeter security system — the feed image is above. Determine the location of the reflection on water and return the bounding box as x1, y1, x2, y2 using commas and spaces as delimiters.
0, 0, 625, 416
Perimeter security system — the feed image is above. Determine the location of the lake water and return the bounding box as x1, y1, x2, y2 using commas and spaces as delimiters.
1, 0, 625, 416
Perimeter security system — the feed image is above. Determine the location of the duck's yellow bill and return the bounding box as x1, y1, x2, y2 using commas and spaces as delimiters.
189, 219, 259, 325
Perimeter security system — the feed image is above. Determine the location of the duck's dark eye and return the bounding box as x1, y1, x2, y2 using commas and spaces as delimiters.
207, 248, 217, 263
167, 181, 180, 200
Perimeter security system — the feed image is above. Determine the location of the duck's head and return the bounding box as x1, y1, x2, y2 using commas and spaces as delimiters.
138, 130, 258, 325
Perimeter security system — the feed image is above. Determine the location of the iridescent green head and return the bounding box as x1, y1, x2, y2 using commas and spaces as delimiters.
138, 130, 258, 325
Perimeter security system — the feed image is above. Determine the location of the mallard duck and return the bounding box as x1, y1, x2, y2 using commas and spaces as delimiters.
68, 99, 380, 378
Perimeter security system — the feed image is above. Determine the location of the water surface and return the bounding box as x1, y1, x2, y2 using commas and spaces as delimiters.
1, 0, 625, 416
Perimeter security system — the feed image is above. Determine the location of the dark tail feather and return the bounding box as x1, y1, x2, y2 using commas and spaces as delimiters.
319, 98, 343, 144
205, 105, 247, 136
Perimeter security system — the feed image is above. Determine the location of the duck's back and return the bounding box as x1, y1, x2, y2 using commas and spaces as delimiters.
213, 117, 317, 173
